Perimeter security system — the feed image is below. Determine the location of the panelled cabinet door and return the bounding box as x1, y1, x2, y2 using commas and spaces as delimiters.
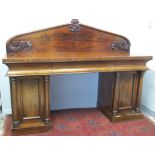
16, 76, 45, 123
117, 72, 140, 113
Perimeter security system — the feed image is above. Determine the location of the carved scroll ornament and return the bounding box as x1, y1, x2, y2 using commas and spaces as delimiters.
111, 41, 130, 51
69, 19, 80, 32
7, 40, 32, 53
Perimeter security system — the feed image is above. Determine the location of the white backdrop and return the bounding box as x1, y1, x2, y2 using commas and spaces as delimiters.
0, 0, 155, 114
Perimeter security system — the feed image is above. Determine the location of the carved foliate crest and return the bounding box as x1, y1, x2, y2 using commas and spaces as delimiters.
69, 19, 80, 32
111, 41, 130, 51
7, 40, 32, 53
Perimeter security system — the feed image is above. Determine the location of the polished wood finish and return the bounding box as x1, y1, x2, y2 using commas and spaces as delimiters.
2, 20, 152, 135
10, 77, 20, 128
3, 56, 152, 77
5, 24, 130, 56
44, 76, 51, 125
10, 76, 51, 135
97, 71, 144, 122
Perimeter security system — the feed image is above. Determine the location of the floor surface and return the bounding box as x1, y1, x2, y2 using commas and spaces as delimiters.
3, 108, 155, 136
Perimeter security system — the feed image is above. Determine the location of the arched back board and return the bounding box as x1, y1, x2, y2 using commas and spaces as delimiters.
5, 19, 131, 63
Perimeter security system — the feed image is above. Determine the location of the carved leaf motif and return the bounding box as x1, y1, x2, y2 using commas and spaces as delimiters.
111, 41, 130, 51
7, 40, 32, 53
69, 19, 80, 32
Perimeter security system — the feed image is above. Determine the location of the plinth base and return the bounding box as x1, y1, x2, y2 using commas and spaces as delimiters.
99, 108, 144, 123
11, 121, 52, 135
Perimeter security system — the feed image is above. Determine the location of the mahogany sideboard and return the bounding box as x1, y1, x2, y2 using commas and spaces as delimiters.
2, 19, 152, 135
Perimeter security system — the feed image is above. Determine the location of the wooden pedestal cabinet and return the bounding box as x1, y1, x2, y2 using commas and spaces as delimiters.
10, 76, 51, 135
98, 71, 144, 122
